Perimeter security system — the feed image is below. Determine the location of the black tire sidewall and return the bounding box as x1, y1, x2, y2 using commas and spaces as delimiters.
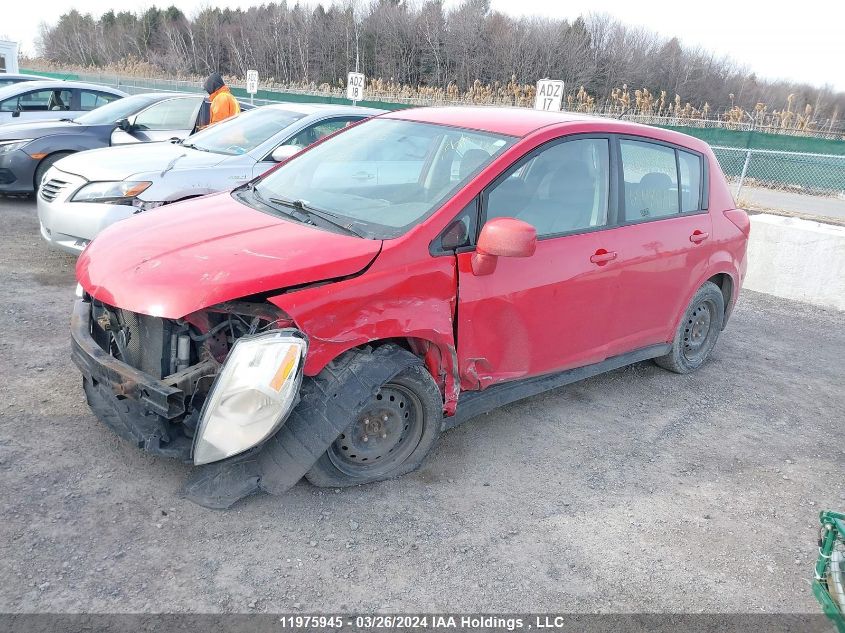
305, 363, 443, 487
660, 281, 725, 373
34, 152, 73, 191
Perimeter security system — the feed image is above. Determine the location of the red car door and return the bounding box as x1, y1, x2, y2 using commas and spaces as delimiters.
455, 136, 619, 391
598, 138, 714, 354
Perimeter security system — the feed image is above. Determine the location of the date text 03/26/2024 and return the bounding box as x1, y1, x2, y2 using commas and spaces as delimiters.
277, 615, 578, 629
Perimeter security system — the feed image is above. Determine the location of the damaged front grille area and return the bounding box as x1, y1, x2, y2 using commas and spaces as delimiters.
89, 299, 293, 401
83, 299, 293, 459
101, 307, 174, 378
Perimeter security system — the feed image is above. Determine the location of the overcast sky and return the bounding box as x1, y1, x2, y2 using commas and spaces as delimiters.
4, 0, 843, 91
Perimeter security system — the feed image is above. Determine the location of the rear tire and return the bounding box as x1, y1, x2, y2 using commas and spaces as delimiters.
654, 281, 725, 374
34, 152, 73, 191
305, 363, 442, 488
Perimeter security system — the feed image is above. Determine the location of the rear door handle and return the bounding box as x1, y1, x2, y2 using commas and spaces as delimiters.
590, 249, 617, 265
690, 230, 709, 243
352, 171, 375, 181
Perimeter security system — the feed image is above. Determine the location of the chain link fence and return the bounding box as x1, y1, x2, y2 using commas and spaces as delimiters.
19, 69, 845, 221
711, 146, 845, 220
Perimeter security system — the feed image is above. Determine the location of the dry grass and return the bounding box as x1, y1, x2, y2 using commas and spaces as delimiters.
22, 57, 840, 137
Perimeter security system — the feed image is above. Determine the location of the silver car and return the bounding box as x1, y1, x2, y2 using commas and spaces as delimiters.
37, 103, 384, 254
0, 80, 127, 123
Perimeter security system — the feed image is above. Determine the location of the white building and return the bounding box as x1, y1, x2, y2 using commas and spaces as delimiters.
0, 40, 19, 74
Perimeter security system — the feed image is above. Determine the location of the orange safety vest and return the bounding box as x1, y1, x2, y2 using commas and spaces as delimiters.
209, 86, 241, 125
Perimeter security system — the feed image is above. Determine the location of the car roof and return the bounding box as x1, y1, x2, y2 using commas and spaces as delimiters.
261, 102, 385, 117
0, 80, 128, 99
380, 106, 607, 136
382, 105, 711, 151
128, 92, 203, 101
0, 73, 48, 80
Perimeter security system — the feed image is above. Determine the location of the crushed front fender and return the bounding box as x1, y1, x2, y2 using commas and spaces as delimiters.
182, 344, 421, 508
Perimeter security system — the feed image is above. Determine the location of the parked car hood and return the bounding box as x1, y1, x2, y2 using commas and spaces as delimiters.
77, 192, 382, 319
0, 119, 89, 140
57, 142, 231, 182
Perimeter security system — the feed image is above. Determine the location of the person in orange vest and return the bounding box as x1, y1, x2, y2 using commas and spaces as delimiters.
203, 72, 240, 126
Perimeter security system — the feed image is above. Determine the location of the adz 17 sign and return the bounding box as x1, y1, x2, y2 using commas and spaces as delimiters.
534, 79, 564, 111
347, 72, 365, 102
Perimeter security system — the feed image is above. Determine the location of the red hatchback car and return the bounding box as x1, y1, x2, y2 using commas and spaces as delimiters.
72, 106, 749, 507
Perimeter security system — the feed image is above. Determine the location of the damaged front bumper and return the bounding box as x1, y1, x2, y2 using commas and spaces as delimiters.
71, 299, 415, 509
71, 299, 306, 503
71, 299, 207, 461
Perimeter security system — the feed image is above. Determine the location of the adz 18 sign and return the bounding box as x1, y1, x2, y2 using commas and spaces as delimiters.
246, 70, 259, 95
534, 79, 564, 111
347, 72, 365, 102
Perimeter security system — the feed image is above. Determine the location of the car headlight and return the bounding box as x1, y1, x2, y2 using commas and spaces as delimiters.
71, 181, 152, 203
193, 330, 307, 465
0, 139, 33, 155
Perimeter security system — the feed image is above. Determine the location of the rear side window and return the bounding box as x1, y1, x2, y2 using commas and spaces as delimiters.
621, 140, 679, 220
80, 90, 120, 111
678, 150, 703, 212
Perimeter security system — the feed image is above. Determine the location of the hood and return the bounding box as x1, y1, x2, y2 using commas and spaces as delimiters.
204, 72, 225, 95
77, 191, 382, 319
0, 119, 88, 140
56, 142, 231, 181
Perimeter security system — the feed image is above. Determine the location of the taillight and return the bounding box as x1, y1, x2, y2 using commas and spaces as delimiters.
724, 208, 750, 236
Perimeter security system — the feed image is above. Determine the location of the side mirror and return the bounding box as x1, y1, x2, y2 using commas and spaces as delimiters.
472, 217, 537, 276
12, 111, 20, 118
271, 144, 302, 162
116, 118, 131, 131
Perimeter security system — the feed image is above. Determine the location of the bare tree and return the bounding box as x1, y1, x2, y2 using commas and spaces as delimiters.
34, 0, 845, 122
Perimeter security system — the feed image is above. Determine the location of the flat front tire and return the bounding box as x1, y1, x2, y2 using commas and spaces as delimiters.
305, 363, 442, 488
654, 281, 725, 374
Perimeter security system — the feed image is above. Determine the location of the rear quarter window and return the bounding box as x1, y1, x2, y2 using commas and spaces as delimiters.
678, 150, 703, 212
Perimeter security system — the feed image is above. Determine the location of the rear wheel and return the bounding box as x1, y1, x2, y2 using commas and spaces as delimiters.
654, 281, 725, 374
34, 152, 73, 191
305, 364, 442, 487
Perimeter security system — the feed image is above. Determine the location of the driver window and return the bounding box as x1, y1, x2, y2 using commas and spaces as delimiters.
485, 138, 610, 238
134, 98, 201, 130
282, 117, 360, 147
0, 89, 72, 112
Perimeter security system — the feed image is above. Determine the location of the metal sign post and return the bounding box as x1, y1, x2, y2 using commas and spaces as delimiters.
534, 79, 565, 112
246, 70, 259, 106
347, 71, 365, 106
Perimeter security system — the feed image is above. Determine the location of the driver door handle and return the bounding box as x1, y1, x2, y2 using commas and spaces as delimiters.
352, 171, 375, 181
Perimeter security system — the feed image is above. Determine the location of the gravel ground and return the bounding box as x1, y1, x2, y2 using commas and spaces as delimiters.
0, 195, 843, 615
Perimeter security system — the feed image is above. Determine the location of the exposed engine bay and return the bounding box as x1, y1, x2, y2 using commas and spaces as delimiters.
82, 298, 293, 460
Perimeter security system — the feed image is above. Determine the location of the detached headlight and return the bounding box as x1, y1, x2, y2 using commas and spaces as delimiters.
0, 139, 33, 155
193, 330, 307, 465
71, 181, 152, 203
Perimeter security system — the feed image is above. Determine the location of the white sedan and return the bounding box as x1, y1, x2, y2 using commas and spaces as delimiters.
37, 103, 384, 254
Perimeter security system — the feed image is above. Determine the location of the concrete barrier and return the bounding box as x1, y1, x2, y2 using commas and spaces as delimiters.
744, 213, 845, 311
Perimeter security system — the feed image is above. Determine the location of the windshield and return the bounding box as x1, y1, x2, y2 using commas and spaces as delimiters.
74, 94, 156, 125
185, 107, 306, 155
247, 119, 514, 238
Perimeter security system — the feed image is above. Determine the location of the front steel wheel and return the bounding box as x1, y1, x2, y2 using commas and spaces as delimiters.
327, 383, 424, 479
305, 363, 443, 488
